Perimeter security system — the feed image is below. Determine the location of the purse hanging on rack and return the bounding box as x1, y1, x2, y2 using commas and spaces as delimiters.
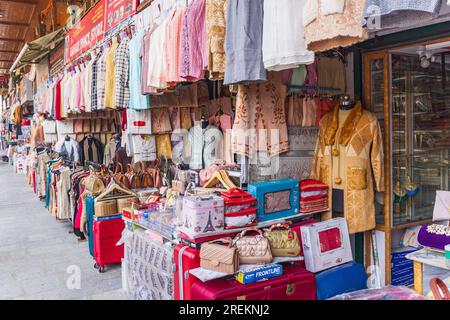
147, 158, 163, 189
140, 161, 154, 188
113, 162, 131, 189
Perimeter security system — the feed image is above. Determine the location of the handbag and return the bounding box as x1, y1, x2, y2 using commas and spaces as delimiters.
126, 164, 142, 189
232, 228, 273, 265
263, 223, 301, 257
113, 163, 131, 189
430, 278, 450, 300
147, 159, 163, 188
433, 191, 450, 222
83, 174, 105, 195
200, 238, 239, 274
172, 168, 186, 193
140, 162, 154, 188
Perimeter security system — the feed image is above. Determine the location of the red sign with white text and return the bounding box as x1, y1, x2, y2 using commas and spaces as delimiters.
104, 0, 137, 33
65, 0, 105, 63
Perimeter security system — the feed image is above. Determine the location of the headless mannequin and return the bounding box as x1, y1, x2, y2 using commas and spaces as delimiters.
332, 95, 356, 213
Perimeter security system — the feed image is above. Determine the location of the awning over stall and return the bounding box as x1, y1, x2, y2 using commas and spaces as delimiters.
9, 28, 67, 73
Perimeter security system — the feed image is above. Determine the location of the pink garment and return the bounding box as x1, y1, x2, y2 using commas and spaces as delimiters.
180, 0, 207, 82
165, 7, 185, 84
304, 62, 318, 87
75, 189, 84, 229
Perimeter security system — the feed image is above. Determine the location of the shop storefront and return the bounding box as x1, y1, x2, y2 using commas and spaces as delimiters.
2, 0, 450, 301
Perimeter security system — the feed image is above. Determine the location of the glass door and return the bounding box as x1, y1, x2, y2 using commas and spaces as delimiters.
390, 51, 450, 225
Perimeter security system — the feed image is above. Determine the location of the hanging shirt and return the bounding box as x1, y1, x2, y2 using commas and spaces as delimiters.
84, 57, 95, 112
54, 137, 80, 162
79, 135, 104, 164
303, 0, 367, 52
90, 52, 101, 111
188, 124, 223, 169
96, 51, 108, 110
165, 6, 185, 84
262, 0, 314, 71
126, 109, 153, 135
179, 0, 207, 82
362, 0, 441, 30
129, 29, 149, 109
205, 0, 227, 80
147, 18, 169, 90
114, 36, 131, 109
104, 38, 119, 109
223, 0, 266, 85
126, 134, 157, 162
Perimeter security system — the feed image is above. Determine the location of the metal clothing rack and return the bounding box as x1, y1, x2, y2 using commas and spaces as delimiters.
67, 17, 135, 69
287, 85, 342, 92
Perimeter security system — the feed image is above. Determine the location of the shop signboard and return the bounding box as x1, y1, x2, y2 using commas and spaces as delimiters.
65, 0, 106, 63
104, 0, 138, 33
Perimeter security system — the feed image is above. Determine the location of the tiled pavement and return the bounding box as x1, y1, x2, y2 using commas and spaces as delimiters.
0, 162, 128, 300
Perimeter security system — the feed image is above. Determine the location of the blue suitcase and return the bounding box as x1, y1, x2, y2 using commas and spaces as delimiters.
316, 262, 367, 300
86, 196, 96, 257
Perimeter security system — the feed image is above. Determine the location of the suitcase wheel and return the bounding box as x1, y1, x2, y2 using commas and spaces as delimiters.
94, 263, 99, 269
98, 266, 105, 273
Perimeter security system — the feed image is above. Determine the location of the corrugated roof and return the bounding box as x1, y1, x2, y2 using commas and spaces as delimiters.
10, 27, 67, 72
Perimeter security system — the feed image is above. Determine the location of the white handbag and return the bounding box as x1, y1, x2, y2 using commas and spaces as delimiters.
433, 191, 450, 222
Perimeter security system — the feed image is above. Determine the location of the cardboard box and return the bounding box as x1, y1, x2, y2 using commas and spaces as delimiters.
300, 218, 353, 273
236, 264, 283, 284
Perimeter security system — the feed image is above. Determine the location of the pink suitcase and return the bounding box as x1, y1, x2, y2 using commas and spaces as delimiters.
190, 263, 316, 300
174, 244, 200, 300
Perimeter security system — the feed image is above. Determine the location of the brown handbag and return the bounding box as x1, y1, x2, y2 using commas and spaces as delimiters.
200, 238, 239, 275
147, 159, 163, 188
113, 163, 131, 189
126, 164, 142, 190
140, 162, 154, 188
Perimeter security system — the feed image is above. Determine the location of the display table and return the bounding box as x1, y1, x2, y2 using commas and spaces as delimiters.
406, 248, 450, 295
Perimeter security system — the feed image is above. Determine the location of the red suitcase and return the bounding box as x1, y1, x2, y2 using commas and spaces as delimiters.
190, 263, 316, 300
93, 215, 124, 273
174, 244, 201, 300
291, 218, 317, 257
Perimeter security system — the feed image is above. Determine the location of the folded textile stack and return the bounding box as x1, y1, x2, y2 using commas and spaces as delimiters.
300, 179, 328, 213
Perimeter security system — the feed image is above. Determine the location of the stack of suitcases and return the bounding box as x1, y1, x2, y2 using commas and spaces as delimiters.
299, 179, 329, 213
174, 218, 318, 300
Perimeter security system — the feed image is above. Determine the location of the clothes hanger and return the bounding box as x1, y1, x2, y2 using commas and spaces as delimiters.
203, 170, 237, 190
95, 180, 137, 202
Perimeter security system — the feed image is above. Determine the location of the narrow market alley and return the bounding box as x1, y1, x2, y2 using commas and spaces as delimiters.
0, 163, 126, 300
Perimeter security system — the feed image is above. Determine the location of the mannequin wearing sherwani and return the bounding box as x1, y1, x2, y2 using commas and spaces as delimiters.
311, 102, 384, 234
